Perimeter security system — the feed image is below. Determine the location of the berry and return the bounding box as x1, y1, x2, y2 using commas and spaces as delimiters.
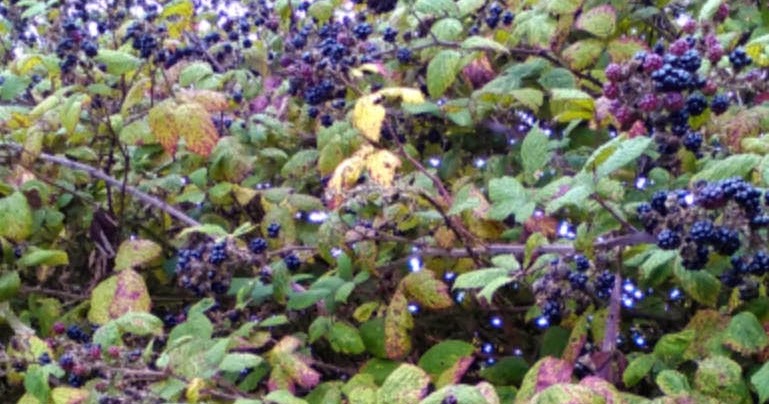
710, 94, 729, 115
67, 325, 88, 342
710, 227, 741, 255
284, 254, 301, 270
321, 114, 334, 127
682, 131, 703, 152
353, 23, 373, 40
720, 269, 741, 288
657, 228, 681, 250
87, 344, 102, 360
602, 82, 619, 99
383, 27, 398, 43
697, 184, 725, 209
642, 53, 664, 73
748, 251, 769, 275
249, 237, 268, 254
38, 352, 51, 365
676, 49, 701, 72
568, 272, 588, 289
502, 11, 514, 25
53, 322, 66, 335
650, 191, 668, 215
59, 352, 75, 370
669, 39, 689, 56
689, 220, 714, 243
396, 47, 412, 63
638, 93, 659, 112
67, 374, 84, 387
232, 91, 243, 104
604, 63, 624, 82
541, 300, 561, 323
595, 271, 616, 299
82, 41, 98, 57
107, 346, 120, 358
739, 283, 758, 301
749, 213, 769, 228
729, 48, 752, 69
208, 242, 228, 265
574, 255, 590, 272
267, 222, 281, 238
682, 243, 710, 270
685, 93, 707, 116
303, 80, 334, 105
242, 39, 252, 48
308, 106, 319, 119
662, 92, 685, 111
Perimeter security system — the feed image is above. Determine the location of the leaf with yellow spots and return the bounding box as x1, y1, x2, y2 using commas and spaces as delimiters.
148, 100, 180, 155
15, 54, 43, 75
746, 42, 769, 67
51, 387, 89, 404
177, 89, 229, 112
325, 146, 374, 209
352, 94, 386, 143
365, 149, 401, 187
385, 290, 413, 359
174, 103, 219, 157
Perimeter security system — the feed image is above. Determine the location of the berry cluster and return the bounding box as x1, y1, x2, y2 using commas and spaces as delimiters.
175, 242, 233, 296
638, 178, 769, 299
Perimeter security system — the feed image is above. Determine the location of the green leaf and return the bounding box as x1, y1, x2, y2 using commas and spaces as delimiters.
521, 126, 552, 181
419, 384, 489, 404
426, 50, 464, 98
655, 369, 690, 395
549, 88, 594, 122
516, 357, 573, 403
593, 136, 652, 178
750, 361, 769, 404
114, 311, 164, 336
479, 356, 529, 386
114, 239, 162, 271
377, 364, 430, 404
694, 356, 751, 403
449, 184, 481, 215
623, 354, 656, 387
418, 340, 475, 380
510, 88, 545, 111
545, 0, 584, 14
95, 50, 141, 75
538, 68, 576, 89
402, 270, 453, 309
287, 289, 329, 310
384, 292, 413, 359
328, 321, 366, 355
575, 5, 617, 38
220, 353, 264, 372
691, 154, 761, 182
0, 191, 33, 242
0, 271, 20, 301
414, 0, 458, 16
639, 249, 677, 283
179, 62, 214, 87
673, 260, 720, 307
456, 0, 484, 16
17, 249, 69, 267
431, 18, 464, 41
722, 312, 769, 355
699, 0, 723, 21
452, 268, 509, 289
562, 39, 605, 70
653, 329, 695, 366
488, 176, 535, 222
461, 36, 509, 53
307, 0, 333, 23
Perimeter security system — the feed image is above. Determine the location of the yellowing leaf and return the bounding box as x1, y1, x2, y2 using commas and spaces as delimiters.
148, 100, 180, 155
121, 78, 150, 116
161, 0, 194, 39
352, 94, 386, 143
365, 149, 401, 187
177, 89, 228, 112
326, 155, 366, 209
15, 55, 43, 75
51, 387, 89, 404
185, 377, 206, 403
87, 269, 151, 325
174, 103, 219, 157
114, 239, 162, 271
378, 87, 426, 104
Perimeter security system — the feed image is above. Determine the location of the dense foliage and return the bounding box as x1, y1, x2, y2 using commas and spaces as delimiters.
1, 0, 769, 402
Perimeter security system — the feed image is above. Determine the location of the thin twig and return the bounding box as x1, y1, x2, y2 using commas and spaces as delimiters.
1, 142, 201, 227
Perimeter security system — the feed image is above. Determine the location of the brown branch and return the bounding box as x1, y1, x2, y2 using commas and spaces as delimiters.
1, 142, 201, 227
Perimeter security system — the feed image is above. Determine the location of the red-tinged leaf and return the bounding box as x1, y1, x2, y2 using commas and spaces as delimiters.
435, 356, 474, 387
376, 364, 430, 404
267, 336, 321, 392
148, 100, 180, 156
384, 291, 413, 359
516, 357, 573, 402
88, 269, 151, 325
173, 103, 219, 157
579, 376, 623, 402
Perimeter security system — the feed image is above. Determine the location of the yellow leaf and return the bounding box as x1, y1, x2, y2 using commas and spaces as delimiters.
148, 100, 180, 155
378, 87, 426, 104
51, 387, 89, 404
15, 55, 43, 75
177, 89, 228, 112
121, 78, 150, 116
746, 43, 769, 67
365, 149, 401, 187
174, 103, 219, 157
87, 269, 151, 324
185, 377, 206, 403
352, 94, 386, 143
350, 63, 385, 78
161, 0, 194, 39
232, 184, 258, 206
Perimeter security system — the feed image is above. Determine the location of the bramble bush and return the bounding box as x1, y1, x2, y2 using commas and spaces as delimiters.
1, 0, 769, 402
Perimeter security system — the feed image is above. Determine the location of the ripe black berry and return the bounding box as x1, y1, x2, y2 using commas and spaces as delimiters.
208, 242, 228, 265
383, 26, 398, 42
249, 237, 268, 254
502, 11, 514, 25
82, 41, 98, 57
748, 251, 769, 275
284, 254, 301, 270
38, 352, 51, 365
574, 255, 590, 272
267, 222, 281, 238
353, 23, 373, 40
709, 227, 741, 255
697, 184, 725, 209
728, 47, 752, 69
682, 131, 703, 152
650, 191, 668, 215
396, 47, 412, 63
657, 229, 682, 250
568, 271, 588, 289
685, 92, 707, 116
710, 94, 729, 115
689, 220, 714, 243
595, 271, 615, 299
321, 114, 334, 127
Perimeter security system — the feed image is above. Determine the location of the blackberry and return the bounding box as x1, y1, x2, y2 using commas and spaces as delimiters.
353, 23, 373, 40
59, 352, 75, 370
697, 184, 725, 209
728, 47, 752, 69
242, 39, 252, 48
321, 114, 334, 127
485, 14, 500, 29
212, 281, 229, 294
602, 82, 619, 99
232, 91, 243, 104
689, 220, 714, 243
208, 242, 228, 265
303, 80, 334, 105
568, 272, 588, 289
541, 300, 561, 323
67, 374, 84, 387
668, 109, 689, 125
710, 227, 741, 255
650, 191, 668, 215
82, 41, 98, 57
750, 213, 769, 228
383, 27, 398, 42
502, 11, 514, 25
719, 177, 747, 198
638, 93, 659, 112
308, 106, 319, 119
396, 47, 412, 63
595, 271, 616, 299
682, 243, 709, 270
574, 254, 590, 272
642, 53, 664, 72
67, 325, 88, 342
284, 254, 301, 270
682, 131, 703, 152
267, 222, 281, 238
685, 93, 707, 116
249, 237, 268, 254
738, 283, 758, 301
733, 184, 762, 213
676, 49, 701, 72
38, 352, 51, 365
657, 229, 682, 250
637, 202, 657, 231
748, 251, 769, 275
651, 64, 693, 92
604, 63, 624, 82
